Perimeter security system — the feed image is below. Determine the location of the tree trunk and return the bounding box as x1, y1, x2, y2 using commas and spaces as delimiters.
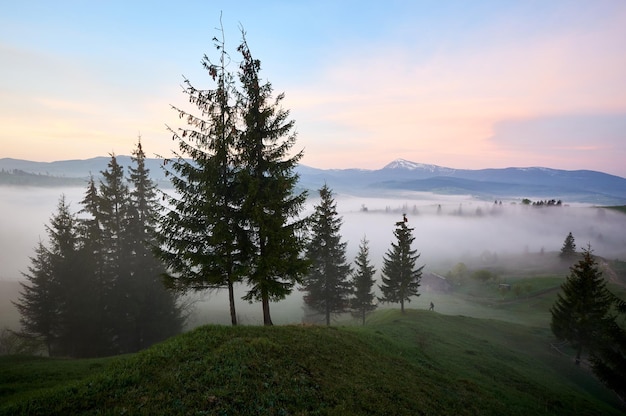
326, 304, 331, 326
575, 346, 582, 366
228, 280, 237, 326
262, 290, 273, 326
400, 299, 405, 314
361, 309, 366, 326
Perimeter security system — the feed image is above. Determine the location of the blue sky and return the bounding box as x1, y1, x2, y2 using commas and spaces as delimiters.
1, 0, 625, 176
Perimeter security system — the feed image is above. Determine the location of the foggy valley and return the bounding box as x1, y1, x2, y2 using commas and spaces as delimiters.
2, 185, 625, 328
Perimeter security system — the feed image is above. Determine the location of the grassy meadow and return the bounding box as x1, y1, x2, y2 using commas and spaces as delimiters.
1, 251, 625, 415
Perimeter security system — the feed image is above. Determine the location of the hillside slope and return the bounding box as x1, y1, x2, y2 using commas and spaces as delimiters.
1, 310, 622, 415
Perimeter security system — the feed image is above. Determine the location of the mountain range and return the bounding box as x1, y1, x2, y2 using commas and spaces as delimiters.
1, 157, 625, 205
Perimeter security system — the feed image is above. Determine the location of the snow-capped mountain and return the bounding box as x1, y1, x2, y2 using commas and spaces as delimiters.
382, 158, 452, 174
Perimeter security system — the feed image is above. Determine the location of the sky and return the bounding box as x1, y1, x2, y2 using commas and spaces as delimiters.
1, 1, 626, 176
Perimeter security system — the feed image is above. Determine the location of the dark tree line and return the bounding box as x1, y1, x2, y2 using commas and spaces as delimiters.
15, 142, 183, 357
155, 26, 308, 326
521, 198, 563, 206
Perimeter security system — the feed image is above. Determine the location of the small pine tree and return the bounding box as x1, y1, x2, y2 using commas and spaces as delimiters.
378, 215, 424, 313
550, 246, 614, 365
350, 236, 377, 325
302, 184, 352, 325
560, 232, 576, 260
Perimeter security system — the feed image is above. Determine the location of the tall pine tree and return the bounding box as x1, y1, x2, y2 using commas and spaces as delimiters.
236, 34, 309, 326
378, 215, 423, 314
127, 139, 183, 350
77, 175, 114, 356
350, 236, 377, 325
155, 26, 245, 325
302, 184, 352, 326
46, 195, 92, 357
98, 155, 135, 353
550, 246, 614, 365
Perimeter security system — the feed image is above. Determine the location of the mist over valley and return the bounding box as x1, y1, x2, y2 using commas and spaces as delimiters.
2, 173, 625, 327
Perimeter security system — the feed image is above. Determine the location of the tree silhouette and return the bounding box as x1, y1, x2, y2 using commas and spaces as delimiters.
550, 246, 614, 365
378, 215, 424, 313
155, 25, 245, 325
350, 236, 377, 325
559, 232, 576, 260
302, 184, 352, 325
236, 34, 309, 325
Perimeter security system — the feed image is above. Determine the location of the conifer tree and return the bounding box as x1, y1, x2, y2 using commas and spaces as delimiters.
155, 26, 245, 325
560, 232, 577, 260
302, 184, 352, 325
550, 246, 614, 365
378, 215, 424, 313
236, 34, 309, 325
15, 196, 85, 356
350, 236, 377, 325
590, 295, 626, 399
15, 240, 57, 355
46, 195, 92, 357
127, 139, 183, 350
98, 155, 135, 352
16, 146, 183, 357
77, 175, 113, 356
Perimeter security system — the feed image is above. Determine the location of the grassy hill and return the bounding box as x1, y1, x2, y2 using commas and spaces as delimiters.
2, 252, 625, 414
1, 308, 623, 415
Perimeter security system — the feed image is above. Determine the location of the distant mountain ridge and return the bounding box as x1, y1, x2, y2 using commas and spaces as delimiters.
382, 158, 456, 175
1, 156, 625, 204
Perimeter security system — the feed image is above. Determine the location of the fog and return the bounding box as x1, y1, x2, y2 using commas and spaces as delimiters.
2, 186, 626, 328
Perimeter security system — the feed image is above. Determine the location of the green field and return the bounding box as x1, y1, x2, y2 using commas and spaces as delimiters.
2, 251, 625, 415
1, 308, 623, 415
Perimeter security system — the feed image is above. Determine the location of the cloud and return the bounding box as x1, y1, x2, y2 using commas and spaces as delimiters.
486, 113, 626, 171
291, 6, 626, 172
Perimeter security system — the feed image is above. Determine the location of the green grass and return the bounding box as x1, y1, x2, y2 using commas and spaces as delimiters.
0, 354, 125, 408
1, 310, 623, 415
2, 253, 624, 415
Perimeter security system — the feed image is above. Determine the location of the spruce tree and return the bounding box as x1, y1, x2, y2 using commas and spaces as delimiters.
302, 184, 352, 326
560, 232, 576, 260
589, 296, 626, 399
378, 215, 424, 314
77, 175, 114, 356
98, 155, 134, 352
15, 196, 85, 356
350, 236, 377, 325
46, 195, 91, 357
155, 27, 245, 325
550, 246, 614, 365
15, 240, 57, 356
127, 139, 183, 350
235, 34, 309, 326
